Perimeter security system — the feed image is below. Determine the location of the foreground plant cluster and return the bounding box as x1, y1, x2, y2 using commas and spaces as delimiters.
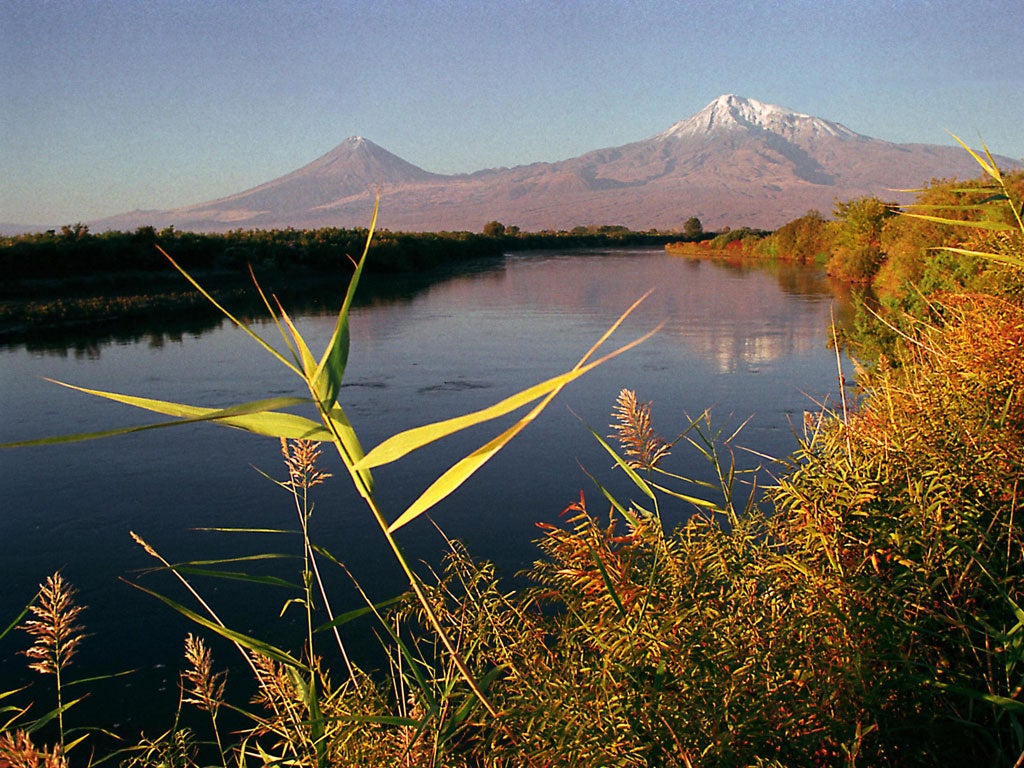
3, 148, 1024, 766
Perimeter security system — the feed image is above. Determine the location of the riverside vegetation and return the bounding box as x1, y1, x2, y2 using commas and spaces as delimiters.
2, 141, 1024, 766
0, 224, 679, 339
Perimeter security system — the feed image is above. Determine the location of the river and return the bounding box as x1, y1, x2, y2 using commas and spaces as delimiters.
0, 247, 854, 732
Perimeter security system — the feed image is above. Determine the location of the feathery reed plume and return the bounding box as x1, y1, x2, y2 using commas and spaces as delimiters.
610, 389, 670, 470
19, 572, 86, 751
280, 438, 332, 490
181, 633, 226, 714
181, 633, 228, 762
20, 572, 85, 677
0, 730, 67, 768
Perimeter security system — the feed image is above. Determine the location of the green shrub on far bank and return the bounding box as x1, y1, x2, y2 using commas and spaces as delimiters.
0, 225, 507, 283
0, 224, 681, 288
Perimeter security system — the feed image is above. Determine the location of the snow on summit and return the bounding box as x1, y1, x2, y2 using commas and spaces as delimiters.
660, 94, 861, 141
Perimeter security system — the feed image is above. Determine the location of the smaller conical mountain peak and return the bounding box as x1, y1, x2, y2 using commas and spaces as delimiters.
660, 94, 861, 141
289, 134, 441, 185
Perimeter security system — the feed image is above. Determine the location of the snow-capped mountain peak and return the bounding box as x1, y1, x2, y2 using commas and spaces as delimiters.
87, 94, 1010, 234
660, 94, 861, 141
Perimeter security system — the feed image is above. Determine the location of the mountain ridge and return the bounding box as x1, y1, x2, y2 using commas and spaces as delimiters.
86, 95, 1019, 233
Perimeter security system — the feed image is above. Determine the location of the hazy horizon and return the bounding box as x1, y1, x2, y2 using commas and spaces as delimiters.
3, 0, 1023, 226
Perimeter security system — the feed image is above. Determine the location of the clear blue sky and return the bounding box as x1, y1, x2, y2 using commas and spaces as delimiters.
3, 0, 1022, 226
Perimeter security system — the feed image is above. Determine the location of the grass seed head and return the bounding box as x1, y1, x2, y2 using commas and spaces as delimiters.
280, 438, 332, 490
610, 388, 671, 470
181, 633, 226, 713
0, 730, 67, 768
19, 572, 85, 677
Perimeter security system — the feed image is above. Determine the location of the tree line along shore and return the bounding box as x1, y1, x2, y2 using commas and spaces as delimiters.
0, 224, 683, 339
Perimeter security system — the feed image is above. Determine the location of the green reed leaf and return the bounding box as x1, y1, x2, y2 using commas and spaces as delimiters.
581, 420, 656, 500
314, 196, 379, 408
324, 405, 374, 495
949, 132, 1002, 182
584, 541, 627, 617
903, 199, 1008, 210
1, 601, 33, 642
934, 246, 1024, 269
355, 360, 606, 471
159, 553, 294, 569
277, 300, 319, 382
65, 668, 136, 687
900, 212, 1015, 231
387, 325, 659, 533
578, 466, 643, 529
0, 382, 334, 447
932, 681, 1024, 714
334, 714, 420, 727
24, 696, 86, 736
313, 594, 406, 633
156, 245, 302, 377
129, 581, 302, 668
648, 480, 720, 510
170, 568, 297, 589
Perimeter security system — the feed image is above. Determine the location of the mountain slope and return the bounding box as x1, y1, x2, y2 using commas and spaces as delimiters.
91, 96, 1018, 233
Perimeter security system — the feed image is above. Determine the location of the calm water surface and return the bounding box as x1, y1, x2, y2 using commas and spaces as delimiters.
0, 248, 854, 729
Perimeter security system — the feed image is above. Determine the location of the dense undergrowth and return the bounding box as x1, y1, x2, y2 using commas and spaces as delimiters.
0, 224, 678, 286
3, 147, 1024, 766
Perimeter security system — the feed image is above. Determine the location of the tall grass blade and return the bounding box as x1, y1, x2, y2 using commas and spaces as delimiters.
647, 480, 720, 510
156, 245, 301, 377
900, 200, 1008, 210
170, 568, 296, 589
0, 384, 333, 447
935, 246, 1024, 269
128, 581, 302, 668
323, 406, 374, 496
313, 595, 406, 634
949, 132, 1002, 182
387, 326, 660, 533
276, 301, 319, 382
584, 542, 628, 617
23, 696, 86, 735
580, 420, 656, 500
578, 468, 643, 528
900, 212, 1015, 231
356, 360, 609, 471
314, 197, 379, 408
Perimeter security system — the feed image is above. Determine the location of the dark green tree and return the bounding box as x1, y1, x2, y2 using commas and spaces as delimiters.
482, 221, 505, 237
683, 216, 703, 239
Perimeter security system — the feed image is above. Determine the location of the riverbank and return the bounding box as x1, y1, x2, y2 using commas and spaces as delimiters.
0, 228, 683, 341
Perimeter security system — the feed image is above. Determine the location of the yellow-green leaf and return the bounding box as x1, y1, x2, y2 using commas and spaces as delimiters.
581, 421, 656, 500
324, 405, 374, 496
355, 361, 604, 471
314, 196, 379, 407
0, 381, 333, 447
900, 212, 1014, 231
935, 246, 1024, 269
387, 326, 659, 533
949, 132, 1002, 182
155, 245, 301, 377
277, 301, 318, 382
